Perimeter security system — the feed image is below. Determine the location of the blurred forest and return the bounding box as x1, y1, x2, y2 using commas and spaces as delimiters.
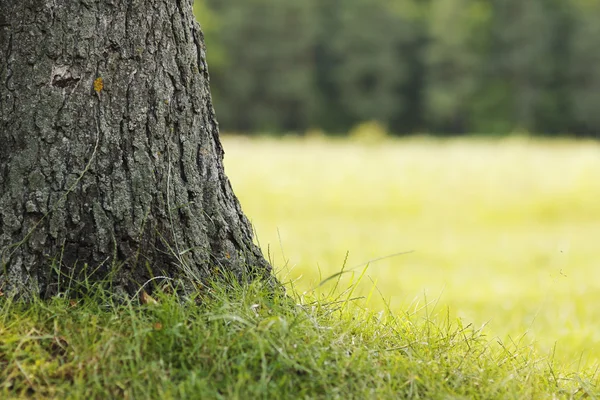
193, 0, 600, 137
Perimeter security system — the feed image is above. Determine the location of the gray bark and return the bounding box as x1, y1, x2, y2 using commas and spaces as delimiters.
0, 0, 271, 297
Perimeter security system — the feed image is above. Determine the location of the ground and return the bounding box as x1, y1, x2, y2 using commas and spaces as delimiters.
2, 135, 599, 398
223, 134, 600, 367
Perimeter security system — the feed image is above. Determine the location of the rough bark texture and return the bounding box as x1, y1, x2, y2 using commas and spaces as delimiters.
0, 0, 271, 297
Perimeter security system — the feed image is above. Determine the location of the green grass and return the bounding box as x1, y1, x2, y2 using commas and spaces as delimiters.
222, 135, 600, 367
1, 277, 596, 399
2, 135, 600, 398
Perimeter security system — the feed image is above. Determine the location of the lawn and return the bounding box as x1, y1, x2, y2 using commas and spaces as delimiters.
2, 134, 599, 398
223, 134, 600, 368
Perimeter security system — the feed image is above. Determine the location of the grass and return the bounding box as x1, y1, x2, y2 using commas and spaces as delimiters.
1, 134, 599, 398
222, 135, 600, 368
1, 277, 596, 399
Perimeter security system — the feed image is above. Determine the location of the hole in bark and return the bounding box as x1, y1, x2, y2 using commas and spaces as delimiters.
51, 76, 81, 89
103, 42, 121, 57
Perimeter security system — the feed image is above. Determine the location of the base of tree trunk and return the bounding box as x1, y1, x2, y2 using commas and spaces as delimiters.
0, 0, 273, 298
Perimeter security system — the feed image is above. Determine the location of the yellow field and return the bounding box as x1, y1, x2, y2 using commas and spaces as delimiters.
222, 135, 600, 367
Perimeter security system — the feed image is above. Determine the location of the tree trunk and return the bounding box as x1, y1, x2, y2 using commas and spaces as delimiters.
0, 0, 271, 297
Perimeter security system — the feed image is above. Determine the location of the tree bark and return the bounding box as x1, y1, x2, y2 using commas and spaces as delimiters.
0, 0, 271, 297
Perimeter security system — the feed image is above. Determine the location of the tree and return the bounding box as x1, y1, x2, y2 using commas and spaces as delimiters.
423, 0, 491, 133
203, 0, 318, 133
484, 0, 558, 134
567, 0, 600, 135
0, 0, 271, 297
322, 0, 419, 134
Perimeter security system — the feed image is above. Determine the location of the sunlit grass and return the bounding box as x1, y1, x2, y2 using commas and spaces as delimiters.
223, 134, 600, 368
3, 279, 583, 398
2, 135, 599, 398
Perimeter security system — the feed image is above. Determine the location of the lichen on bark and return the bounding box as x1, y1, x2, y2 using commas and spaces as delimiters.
0, 0, 272, 297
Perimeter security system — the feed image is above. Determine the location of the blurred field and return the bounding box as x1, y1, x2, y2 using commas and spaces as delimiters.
222, 135, 600, 367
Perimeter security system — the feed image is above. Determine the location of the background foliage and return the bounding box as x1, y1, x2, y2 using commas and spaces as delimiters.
193, 0, 600, 137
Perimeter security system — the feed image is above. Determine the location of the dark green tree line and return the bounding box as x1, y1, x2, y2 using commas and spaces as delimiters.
194, 0, 600, 137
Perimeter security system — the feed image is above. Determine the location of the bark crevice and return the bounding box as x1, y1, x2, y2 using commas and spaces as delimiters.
0, 0, 271, 297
